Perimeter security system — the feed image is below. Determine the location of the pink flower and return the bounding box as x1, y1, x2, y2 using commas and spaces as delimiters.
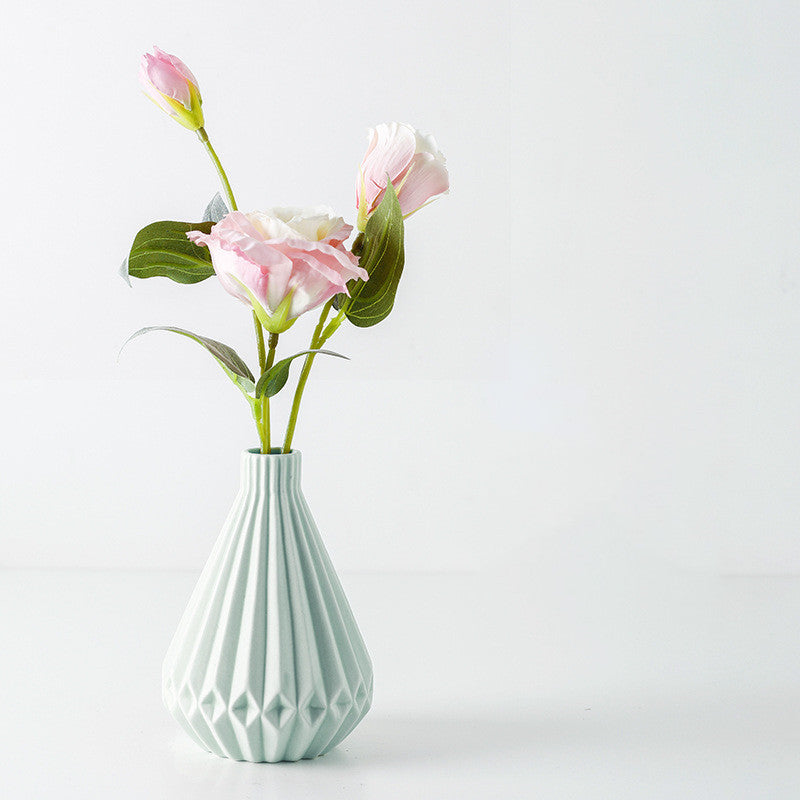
188, 208, 368, 333
138, 46, 204, 131
356, 122, 449, 229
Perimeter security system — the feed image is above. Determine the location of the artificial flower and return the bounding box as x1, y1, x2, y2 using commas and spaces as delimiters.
188, 208, 367, 333
139, 46, 204, 131
356, 122, 449, 229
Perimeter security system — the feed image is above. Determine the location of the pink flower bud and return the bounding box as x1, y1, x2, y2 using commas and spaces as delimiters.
188, 208, 368, 333
138, 46, 204, 131
356, 122, 449, 230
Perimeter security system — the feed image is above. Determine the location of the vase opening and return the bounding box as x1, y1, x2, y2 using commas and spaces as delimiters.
246, 447, 296, 456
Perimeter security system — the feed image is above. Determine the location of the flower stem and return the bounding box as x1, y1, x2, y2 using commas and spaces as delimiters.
251, 294, 267, 443
254, 314, 266, 374
254, 400, 267, 453
196, 126, 270, 452
320, 306, 346, 342
262, 333, 278, 453
196, 127, 238, 212
253, 315, 269, 453
282, 299, 338, 453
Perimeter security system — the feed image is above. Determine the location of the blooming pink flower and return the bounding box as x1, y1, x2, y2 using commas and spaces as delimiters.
139, 46, 204, 130
188, 208, 368, 333
356, 122, 449, 229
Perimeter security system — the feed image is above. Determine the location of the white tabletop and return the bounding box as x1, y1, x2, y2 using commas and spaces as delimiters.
1, 562, 798, 798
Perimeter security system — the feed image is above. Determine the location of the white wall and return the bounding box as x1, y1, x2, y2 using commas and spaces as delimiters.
0, 1, 798, 574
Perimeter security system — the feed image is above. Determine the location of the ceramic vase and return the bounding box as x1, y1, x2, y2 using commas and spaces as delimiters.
162, 448, 373, 762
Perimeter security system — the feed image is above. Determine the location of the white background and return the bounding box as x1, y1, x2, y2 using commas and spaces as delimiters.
1, 1, 799, 575
1, 0, 799, 575
1, 1, 799, 797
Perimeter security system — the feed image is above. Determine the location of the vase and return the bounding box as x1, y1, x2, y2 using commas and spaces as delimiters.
162, 448, 373, 762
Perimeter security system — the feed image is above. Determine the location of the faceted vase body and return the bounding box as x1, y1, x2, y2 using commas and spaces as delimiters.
162, 449, 373, 762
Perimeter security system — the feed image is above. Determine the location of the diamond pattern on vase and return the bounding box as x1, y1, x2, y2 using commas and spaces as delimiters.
300, 693, 327, 726
162, 449, 373, 762
355, 681, 368, 708
263, 693, 297, 730
331, 688, 354, 715
230, 691, 261, 728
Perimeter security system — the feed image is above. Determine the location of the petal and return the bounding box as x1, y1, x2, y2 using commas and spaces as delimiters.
243, 210, 296, 240
396, 153, 450, 217
359, 122, 417, 212
323, 219, 354, 246
204, 241, 256, 306
186, 229, 210, 246
282, 251, 350, 318
286, 259, 342, 318
281, 238, 367, 283
266, 206, 351, 243
143, 53, 192, 108
192, 214, 295, 314
138, 61, 178, 116
412, 128, 444, 159
211, 212, 290, 274
217, 241, 295, 314
217, 244, 293, 315
153, 46, 200, 89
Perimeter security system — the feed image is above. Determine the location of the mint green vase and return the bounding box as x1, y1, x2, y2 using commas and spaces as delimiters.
162, 449, 373, 762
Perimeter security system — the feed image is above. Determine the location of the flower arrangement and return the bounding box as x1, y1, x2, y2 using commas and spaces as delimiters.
124, 47, 449, 453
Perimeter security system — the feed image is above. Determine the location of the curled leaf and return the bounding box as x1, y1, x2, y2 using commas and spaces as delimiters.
255, 349, 348, 399
343, 181, 405, 327
121, 326, 255, 398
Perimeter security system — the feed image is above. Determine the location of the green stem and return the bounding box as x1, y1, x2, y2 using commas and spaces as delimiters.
197, 126, 272, 453
320, 306, 346, 342
254, 314, 266, 374
262, 333, 279, 453
253, 315, 268, 453
282, 299, 338, 453
311, 299, 335, 349
254, 399, 267, 453
196, 127, 238, 211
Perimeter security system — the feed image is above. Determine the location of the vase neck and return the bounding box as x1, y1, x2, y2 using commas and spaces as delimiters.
240, 448, 302, 493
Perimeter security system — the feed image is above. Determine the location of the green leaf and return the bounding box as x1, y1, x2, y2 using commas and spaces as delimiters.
255, 349, 348, 399
122, 326, 256, 399
126, 220, 215, 284
343, 181, 405, 327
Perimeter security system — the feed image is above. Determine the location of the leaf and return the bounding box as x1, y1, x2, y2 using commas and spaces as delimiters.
255, 349, 348, 399
343, 182, 405, 327
121, 326, 256, 398
331, 231, 364, 310
126, 220, 215, 284
202, 193, 229, 223
119, 255, 132, 286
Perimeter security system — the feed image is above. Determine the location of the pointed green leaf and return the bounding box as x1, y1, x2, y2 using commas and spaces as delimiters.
343, 181, 405, 327
126, 220, 215, 284
255, 349, 348, 399
121, 326, 256, 398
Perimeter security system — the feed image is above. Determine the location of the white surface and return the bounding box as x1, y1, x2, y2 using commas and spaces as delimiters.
1, 559, 799, 798
0, 2, 799, 575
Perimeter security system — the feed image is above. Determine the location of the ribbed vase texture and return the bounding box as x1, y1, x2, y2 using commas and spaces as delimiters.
162, 449, 373, 762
